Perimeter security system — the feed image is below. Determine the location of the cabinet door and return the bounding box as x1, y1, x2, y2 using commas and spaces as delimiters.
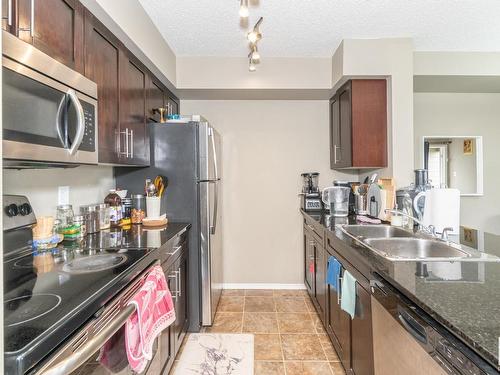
326, 272, 351, 369
120, 51, 150, 165
84, 11, 120, 164
351, 285, 374, 375
338, 83, 352, 168
315, 244, 327, 323
173, 247, 189, 352
304, 228, 316, 299
18, 0, 84, 73
160, 269, 176, 374
166, 96, 179, 116
147, 76, 166, 122
330, 96, 340, 168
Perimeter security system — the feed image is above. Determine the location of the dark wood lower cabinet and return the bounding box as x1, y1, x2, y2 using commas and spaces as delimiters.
351, 284, 374, 375
326, 282, 351, 371
160, 237, 189, 374
303, 213, 374, 375
304, 227, 316, 298
315, 244, 327, 321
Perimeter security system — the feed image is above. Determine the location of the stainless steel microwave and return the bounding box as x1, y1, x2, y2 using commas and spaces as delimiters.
2, 31, 98, 166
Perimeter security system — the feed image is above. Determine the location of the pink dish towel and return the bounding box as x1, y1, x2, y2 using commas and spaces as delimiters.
125, 265, 176, 373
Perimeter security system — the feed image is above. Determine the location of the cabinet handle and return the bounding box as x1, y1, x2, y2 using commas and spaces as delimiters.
334, 145, 341, 164
337, 275, 342, 304
30, 0, 35, 37
176, 267, 182, 297
7, 0, 12, 26
307, 224, 315, 231
118, 129, 129, 157
129, 129, 134, 159
309, 240, 315, 246
168, 273, 178, 300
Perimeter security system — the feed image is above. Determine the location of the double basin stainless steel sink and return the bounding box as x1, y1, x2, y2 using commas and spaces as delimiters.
338, 225, 498, 262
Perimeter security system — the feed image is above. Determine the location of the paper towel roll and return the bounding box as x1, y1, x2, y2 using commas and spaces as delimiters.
422, 188, 460, 234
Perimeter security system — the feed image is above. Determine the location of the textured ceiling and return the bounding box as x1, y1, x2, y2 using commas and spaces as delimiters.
139, 0, 500, 57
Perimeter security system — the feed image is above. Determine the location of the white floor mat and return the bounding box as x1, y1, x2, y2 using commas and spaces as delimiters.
173, 333, 254, 375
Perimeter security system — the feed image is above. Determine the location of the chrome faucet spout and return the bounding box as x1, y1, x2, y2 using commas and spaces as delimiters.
384, 209, 435, 236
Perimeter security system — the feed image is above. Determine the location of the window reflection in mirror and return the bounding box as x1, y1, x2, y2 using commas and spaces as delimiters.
422, 136, 483, 196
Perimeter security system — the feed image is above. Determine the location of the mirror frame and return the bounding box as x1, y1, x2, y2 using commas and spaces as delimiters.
420, 135, 484, 197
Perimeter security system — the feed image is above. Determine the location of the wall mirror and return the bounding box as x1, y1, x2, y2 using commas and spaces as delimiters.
420, 136, 483, 196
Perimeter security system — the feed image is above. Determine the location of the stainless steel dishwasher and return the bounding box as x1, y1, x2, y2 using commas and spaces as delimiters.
370, 274, 496, 375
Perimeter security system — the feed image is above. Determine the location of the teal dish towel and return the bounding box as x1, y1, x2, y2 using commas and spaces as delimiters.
340, 270, 356, 319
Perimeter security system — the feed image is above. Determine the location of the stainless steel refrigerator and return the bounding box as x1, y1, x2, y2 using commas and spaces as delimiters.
115, 116, 223, 329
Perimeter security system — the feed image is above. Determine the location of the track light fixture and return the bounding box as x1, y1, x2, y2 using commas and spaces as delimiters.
247, 17, 263, 43
246, 17, 263, 72
250, 45, 260, 62
239, 0, 249, 18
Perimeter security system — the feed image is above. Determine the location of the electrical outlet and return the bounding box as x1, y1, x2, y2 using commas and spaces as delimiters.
58, 186, 70, 205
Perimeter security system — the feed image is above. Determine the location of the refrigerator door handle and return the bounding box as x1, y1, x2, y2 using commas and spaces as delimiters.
209, 127, 219, 180
211, 181, 218, 235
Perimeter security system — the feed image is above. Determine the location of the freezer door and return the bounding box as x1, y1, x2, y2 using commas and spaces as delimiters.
199, 179, 223, 326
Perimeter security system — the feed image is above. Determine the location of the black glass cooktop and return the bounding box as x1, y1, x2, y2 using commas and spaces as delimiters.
3, 222, 189, 375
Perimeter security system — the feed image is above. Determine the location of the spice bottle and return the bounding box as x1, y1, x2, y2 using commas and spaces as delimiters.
104, 190, 122, 227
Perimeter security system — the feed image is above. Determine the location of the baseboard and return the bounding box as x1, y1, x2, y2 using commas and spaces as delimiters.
221, 283, 306, 290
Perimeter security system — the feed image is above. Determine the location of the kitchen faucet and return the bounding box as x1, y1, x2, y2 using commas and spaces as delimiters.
384, 209, 453, 242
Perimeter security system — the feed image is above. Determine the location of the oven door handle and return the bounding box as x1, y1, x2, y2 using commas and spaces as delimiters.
38, 304, 136, 375
66, 89, 85, 156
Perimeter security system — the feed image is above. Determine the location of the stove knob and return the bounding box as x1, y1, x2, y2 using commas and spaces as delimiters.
19, 203, 32, 216
5, 204, 19, 217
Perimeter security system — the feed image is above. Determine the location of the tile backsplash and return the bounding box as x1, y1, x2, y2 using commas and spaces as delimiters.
3, 165, 115, 217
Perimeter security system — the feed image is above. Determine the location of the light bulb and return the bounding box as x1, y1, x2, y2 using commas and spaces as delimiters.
251, 48, 260, 62
249, 62, 256, 72
247, 31, 261, 43
239, 0, 249, 18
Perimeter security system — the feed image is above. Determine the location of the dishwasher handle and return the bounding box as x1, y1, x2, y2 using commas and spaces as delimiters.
397, 306, 428, 344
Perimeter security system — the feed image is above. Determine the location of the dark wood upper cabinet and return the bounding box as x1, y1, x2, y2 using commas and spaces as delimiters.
17, 0, 84, 73
330, 79, 387, 169
5, 0, 178, 167
147, 76, 166, 122
84, 10, 120, 164
119, 50, 150, 165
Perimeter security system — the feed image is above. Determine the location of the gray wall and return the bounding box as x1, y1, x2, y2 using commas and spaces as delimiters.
414, 93, 500, 234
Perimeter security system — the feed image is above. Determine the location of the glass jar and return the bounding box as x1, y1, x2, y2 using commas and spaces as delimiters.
56, 204, 74, 233
80, 204, 100, 234
121, 198, 132, 226
97, 203, 110, 230
104, 190, 122, 227
131, 194, 146, 224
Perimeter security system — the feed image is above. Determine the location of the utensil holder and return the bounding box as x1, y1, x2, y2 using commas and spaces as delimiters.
146, 196, 161, 218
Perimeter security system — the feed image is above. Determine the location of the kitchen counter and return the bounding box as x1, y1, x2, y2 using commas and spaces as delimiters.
302, 210, 500, 372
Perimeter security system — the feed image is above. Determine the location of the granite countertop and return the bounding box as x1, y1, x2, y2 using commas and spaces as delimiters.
302, 210, 500, 372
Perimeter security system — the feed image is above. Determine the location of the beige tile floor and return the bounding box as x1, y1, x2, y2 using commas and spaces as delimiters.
173, 289, 346, 375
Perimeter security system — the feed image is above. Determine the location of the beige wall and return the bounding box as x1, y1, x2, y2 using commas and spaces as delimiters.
177, 57, 332, 90
181, 100, 357, 285
331, 38, 415, 187
414, 93, 500, 234
3, 166, 115, 218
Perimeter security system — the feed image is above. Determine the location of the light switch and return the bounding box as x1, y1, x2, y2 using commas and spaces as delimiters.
58, 186, 70, 205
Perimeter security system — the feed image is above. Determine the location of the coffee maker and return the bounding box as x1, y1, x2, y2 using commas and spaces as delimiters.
300, 173, 322, 211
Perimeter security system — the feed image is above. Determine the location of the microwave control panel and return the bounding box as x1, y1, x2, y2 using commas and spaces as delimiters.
79, 101, 96, 152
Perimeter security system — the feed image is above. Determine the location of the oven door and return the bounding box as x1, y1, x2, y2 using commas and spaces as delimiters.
34, 304, 162, 375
